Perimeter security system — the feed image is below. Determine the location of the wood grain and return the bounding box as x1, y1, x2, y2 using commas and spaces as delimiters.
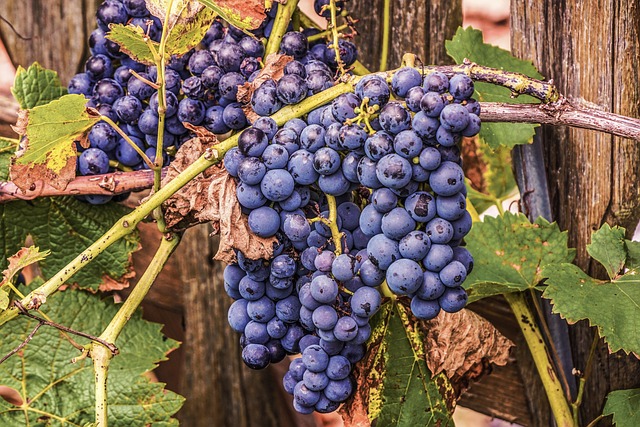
511, 1, 640, 424
350, 0, 461, 71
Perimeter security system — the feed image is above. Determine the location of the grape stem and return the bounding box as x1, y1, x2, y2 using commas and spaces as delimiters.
505, 292, 574, 427
328, 0, 347, 75
264, 0, 300, 57
306, 24, 349, 43
150, 0, 176, 234
92, 232, 179, 427
326, 194, 343, 256
99, 115, 155, 169
297, 10, 371, 75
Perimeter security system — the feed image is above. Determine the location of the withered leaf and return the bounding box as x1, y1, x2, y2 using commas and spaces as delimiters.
161, 136, 275, 263
417, 306, 513, 395
199, 0, 266, 31
236, 53, 294, 103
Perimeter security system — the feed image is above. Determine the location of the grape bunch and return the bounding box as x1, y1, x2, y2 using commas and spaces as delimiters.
68, 0, 354, 205
223, 61, 477, 412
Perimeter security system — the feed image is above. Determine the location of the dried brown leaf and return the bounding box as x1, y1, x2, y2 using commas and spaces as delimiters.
236, 53, 294, 103
161, 136, 275, 263
10, 146, 77, 191
0, 386, 24, 406
418, 307, 513, 395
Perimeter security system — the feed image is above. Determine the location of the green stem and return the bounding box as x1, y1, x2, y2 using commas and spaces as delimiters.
380, 280, 394, 299
328, 0, 345, 74
585, 415, 604, 427
108, 160, 133, 172
505, 292, 574, 427
572, 332, 600, 425
92, 343, 110, 427
103, 234, 179, 342
351, 60, 371, 75
100, 116, 154, 169
466, 197, 481, 223
264, 0, 299, 56
379, 0, 391, 71
307, 24, 349, 42
326, 195, 343, 256
92, 233, 179, 427
292, 6, 301, 31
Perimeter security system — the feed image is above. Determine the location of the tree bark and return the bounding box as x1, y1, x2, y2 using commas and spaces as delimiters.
511, 2, 640, 425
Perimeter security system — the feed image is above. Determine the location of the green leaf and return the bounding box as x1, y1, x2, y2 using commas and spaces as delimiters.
106, 24, 158, 65
543, 263, 640, 355
0, 289, 184, 425
602, 388, 640, 426
199, 0, 266, 31
342, 301, 454, 426
15, 94, 98, 173
11, 63, 67, 109
0, 289, 8, 310
1, 246, 50, 289
165, 7, 217, 56
0, 197, 139, 291
0, 137, 18, 181
479, 121, 539, 149
445, 27, 542, 148
464, 212, 575, 302
625, 240, 640, 270
467, 143, 518, 214
587, 224, 627, 279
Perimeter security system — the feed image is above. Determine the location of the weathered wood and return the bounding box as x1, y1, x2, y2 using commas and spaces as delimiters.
176, 225, 314, 427
350, 0, 462, 71
511, 1, 640, 425
0, 1, 98, 85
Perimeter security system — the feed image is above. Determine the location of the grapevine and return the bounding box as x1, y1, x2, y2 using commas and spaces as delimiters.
1, 1, 640, 427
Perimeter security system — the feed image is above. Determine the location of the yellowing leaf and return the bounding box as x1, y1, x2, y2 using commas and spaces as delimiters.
165, 7, 217, 56
11, 94, 99, 190
106, 24, 158, 65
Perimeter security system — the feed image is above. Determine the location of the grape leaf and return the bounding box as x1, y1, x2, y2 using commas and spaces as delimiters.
0, 137, 17, 181
199, 0, 266, 31
11, 63, 68, 109
602, 388, 640, 427
0, 289, 184, 425
625, 240, 640, 270
0, 197, 139, 291
466, 142, 517, 214
106, 24, 159, 65
340, 301, 454, 427
464, 212, 575, 302
0, 290, 8, 311
145, 0, 204, 29
543, 263, 640, 355
10, 94, 99, 190
445, 27, 542, 148
165, 6, 217, 56
0, 246, 50, 289
586, 223, 627, 279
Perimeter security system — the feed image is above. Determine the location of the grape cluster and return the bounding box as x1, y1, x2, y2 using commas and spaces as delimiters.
69, 0, 354, 205
224, 60, 477, 412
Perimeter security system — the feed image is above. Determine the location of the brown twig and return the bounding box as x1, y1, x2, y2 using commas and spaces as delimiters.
0, 169, 161, 203
13, 301, 119, 355
480, 100, 640, 141
0, 321, 43, 364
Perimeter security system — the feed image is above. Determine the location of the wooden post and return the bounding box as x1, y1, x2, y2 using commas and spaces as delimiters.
350, 0, 462, 70
0, 0, 98, 85
511, 2, 640, 425
176, 226, 312, 427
